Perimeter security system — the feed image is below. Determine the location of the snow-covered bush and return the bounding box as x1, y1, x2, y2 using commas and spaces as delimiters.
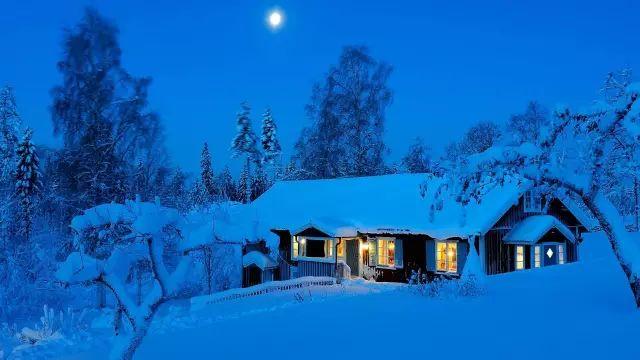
16, 305, 88, 346
361, 265, 381, 281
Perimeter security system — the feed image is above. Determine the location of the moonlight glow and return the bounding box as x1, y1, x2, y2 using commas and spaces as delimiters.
268, 10, 283, 29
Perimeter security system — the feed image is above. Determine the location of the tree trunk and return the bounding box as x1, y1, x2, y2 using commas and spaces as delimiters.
634, 176, 639, 231
581, 193, 640, 307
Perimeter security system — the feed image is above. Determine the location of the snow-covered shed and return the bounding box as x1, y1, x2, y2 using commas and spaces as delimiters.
247, 173, 591, 282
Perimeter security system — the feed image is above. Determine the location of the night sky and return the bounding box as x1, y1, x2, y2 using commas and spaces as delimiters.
1, 0, 639, 174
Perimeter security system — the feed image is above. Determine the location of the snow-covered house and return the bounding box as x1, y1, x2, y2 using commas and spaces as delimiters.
248, 173, 593, 282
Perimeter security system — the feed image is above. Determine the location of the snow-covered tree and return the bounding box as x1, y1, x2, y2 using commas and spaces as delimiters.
0, 85, 22, 181
216, 166, 236, 201
444, 80, 640, 306
231, 102, 259, 202
251, 162, 270, 201
15, 128, 41, 241
401, 137, 431, 173
200, 142, 215, 197
261, 108, 281, 164
56, 199, 193, 359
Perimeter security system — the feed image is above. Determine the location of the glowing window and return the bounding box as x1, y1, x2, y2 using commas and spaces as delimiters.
558, 244, 565, 264
516, 245, 525, 270
337, 240, 345, 258
436, 241, 457, 273
377, 238, 395, 267
534, 246, 541, 268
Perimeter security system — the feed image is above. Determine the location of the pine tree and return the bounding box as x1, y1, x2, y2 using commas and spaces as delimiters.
237, 162, 250, 204
231, 102, 259, 161
261, 108, 281, 164
15, 128, 41, 241
200, 142, 215, 197
231, 102, 259, 202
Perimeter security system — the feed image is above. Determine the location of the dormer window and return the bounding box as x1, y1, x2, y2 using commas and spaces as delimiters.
524, 190, 542, 213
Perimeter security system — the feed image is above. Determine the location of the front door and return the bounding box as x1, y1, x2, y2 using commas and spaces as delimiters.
346, 240, 360, 276
543, 244, 558, 266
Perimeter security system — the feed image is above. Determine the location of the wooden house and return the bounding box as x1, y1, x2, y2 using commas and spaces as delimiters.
246, 174, 594, 282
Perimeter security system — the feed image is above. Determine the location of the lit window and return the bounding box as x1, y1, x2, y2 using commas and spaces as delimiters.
558, 244, 565, 264
337, 240, 345, 258
325, 239, 334, 257
292, 236, 304, 258
534, 246, 541, 268
516, 245, 525, 270
377, 238, 395, 267
436, 241, 457, 273
524, 190, 542, 213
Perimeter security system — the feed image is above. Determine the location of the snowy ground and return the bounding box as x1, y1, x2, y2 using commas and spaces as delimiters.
13, 232, 640, 359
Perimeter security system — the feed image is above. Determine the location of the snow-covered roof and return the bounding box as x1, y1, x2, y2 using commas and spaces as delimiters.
242, 251, 277, 270
249, 173, 531, 239
503, 215, 576, 244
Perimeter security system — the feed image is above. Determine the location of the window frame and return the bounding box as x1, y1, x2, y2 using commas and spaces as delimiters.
376, 237, 396, 268
523, 190, 542, 213
533, 245, 541, 268
435, 240, 458, 274
292, 236, 337, 260
515, 245, 525, 270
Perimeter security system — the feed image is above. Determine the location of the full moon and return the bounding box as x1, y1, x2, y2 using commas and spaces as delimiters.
268, 10, 283, 29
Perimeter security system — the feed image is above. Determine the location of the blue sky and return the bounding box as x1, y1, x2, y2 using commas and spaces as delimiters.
1, 0, 638, 174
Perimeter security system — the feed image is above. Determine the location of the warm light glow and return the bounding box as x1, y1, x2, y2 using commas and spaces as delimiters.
389, 242, 395, 250
300, 238, 306, 244
447, 249, 454, 258
267, 10, 283, 29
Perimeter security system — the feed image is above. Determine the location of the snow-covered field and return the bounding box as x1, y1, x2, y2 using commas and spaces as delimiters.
14, 233, 640, 360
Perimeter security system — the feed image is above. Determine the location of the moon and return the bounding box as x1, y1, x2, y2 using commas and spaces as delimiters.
267, 9, 283, 29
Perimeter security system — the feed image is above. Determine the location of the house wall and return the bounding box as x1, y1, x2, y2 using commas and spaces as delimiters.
485, 196, 581, 275
373, 234, 427, 282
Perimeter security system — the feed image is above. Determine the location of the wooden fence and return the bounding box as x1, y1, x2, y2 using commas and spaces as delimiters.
191, 276, 336, 310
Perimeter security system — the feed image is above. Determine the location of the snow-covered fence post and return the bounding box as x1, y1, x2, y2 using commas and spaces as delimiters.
56, 200, 194, 359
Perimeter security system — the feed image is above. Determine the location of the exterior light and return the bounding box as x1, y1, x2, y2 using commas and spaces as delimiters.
300, 238, 306, 244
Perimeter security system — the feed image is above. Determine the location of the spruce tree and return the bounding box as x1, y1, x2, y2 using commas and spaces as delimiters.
261, 108, 281, 164
231, 102, 259, 202
200, 142, 215, 197
15, 128, 41, 241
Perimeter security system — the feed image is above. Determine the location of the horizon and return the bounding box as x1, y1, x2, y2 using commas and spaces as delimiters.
2, 0, 639, 175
